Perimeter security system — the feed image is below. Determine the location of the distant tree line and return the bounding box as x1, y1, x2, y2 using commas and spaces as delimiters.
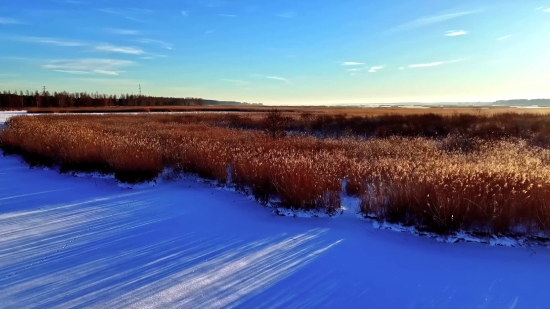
0, 90, 203, 109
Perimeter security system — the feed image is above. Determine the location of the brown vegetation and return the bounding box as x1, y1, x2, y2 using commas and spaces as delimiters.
2, 113, 550, 238
138, 111, 550, 145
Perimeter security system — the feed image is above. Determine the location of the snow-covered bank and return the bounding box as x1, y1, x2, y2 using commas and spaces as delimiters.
0, 111, 27, 126
1, 155, 549, 309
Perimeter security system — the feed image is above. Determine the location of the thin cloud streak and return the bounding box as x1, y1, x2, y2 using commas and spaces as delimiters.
221, 79, 249, 86
276, 11, 296, 18
342, 62, 364, 66
135, 39, 172, 50
345, 65, 384, 73
219, 14, 237, 17
253, 74, 290, 83
108, 29, 142, 35
12, 36, 84, 46
408, 59, 463, 68
388, 10, 478, 32
181, 11, 189, 16
43, 59, 135, 72
94, 70, 120, 76
409, 62, 444, 68
0, 17, 23, 25
98, 8, 117, 14
368, 65, 385, 73
265, 76, 290, 83
445, 30, 467, 37
54, 70, 90, 75
130, 8, 153, 13
125, 16, 143, 22
497, 35, 511, 41
95, 45, 144, 55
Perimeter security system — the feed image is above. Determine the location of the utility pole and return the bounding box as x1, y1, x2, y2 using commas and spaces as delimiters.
42, 86, 46, 95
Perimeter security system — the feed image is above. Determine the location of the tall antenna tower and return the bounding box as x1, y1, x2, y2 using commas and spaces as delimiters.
139, 84, 142, 97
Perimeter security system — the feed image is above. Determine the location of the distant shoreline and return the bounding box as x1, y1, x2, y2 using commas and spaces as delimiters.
2, 105, 550, 117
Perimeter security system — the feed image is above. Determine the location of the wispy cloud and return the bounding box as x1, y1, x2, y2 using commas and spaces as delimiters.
253, 74, 290, 83
368, 65, 385, 73
134, 38, 172, 50
181, 11, 189, 17
95, 45, 144, 55
67, 77, 141, 86
346, 65, 385, 73
445, 30, 467, 37
140, 54, 166, 60
408, 59, 463, 68
388, 10, 478, 32
54, 70, 89, 75
94, 69, 121, 76
265, 76, 290, 83
219, 14, 237, 17
544, 8, 550, 12
98, 8, 117, 14
276, 11, 296, 18
497, 35, 511, 41
125, 16, 143, 22
99, 8, 145, 22
43, 59, 134, 75
0, 56, 43, 62
205, 30, 215, 34
11, 36, 84, 46
108, 28, 142, 35
409, 62, 444, 68
0, 17, 23, 25
342, 62, 364, 66
130, 8, 153, 13
221, 79, 249, 86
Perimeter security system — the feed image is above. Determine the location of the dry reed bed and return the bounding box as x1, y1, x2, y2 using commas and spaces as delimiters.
2, 114, 550, 237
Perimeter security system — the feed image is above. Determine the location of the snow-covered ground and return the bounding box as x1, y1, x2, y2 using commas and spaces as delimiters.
2, 110, 550, 308
0, 111, 27, 127
1, 156, 550, 308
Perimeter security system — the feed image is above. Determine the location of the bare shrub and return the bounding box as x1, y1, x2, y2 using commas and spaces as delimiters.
263, 108, 288, 139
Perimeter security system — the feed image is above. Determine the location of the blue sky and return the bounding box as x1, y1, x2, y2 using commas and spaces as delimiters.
0, 0, 549, 105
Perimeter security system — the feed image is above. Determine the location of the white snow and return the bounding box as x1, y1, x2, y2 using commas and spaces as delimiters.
0, 111, 27, 127
2, 110, 550, 308
1, 156, 550, 308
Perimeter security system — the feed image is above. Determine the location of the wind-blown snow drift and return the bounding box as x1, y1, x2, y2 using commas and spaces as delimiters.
0, 154, 549, 308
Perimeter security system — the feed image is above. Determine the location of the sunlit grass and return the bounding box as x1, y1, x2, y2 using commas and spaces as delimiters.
2, 114, 550, 237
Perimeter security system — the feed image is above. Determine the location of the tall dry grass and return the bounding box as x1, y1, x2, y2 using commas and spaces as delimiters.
2, 114, 550, 237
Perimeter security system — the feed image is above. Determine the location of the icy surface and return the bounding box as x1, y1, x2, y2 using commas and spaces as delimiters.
1, 155, 550, 308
